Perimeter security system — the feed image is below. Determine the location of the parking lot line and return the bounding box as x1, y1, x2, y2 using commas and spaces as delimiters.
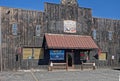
30, 70, 38, 81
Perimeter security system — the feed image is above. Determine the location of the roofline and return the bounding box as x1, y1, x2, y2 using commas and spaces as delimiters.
47, 47, 99, 50
45, 33, 91, 37
0, 6, 44, 12
93, 17, 120, 21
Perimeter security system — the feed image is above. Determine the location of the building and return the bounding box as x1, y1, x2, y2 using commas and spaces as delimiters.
0, 0, 120, 71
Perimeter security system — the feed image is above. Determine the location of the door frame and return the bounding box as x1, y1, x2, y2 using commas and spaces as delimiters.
66, 52, 74, 69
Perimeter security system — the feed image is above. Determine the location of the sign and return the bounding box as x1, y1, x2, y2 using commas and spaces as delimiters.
34, 48, 44, 59
50, 50, 65, 60
17, 47, 22, 54
64, 20, 76, 33
99, 52, 107, 60
112, 55, 114, 60
23, 48, 32, 59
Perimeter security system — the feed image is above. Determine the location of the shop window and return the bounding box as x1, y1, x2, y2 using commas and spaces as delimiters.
12, 23, 17, 35
80, 51, 89, 63
36, 25, 41, 36
33, 48, 44, 59
23, 48, 33, 59
99, 52, 107, 61
80, 53, 85, 60
92, 29, 96, 40
108, 31, 113, 40
23, 48, 44, 59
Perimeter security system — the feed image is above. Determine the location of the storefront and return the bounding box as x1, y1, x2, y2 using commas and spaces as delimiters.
44, 33, 99, 69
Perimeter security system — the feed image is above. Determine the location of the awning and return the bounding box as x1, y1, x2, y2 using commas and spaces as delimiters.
45, 33, 99, 49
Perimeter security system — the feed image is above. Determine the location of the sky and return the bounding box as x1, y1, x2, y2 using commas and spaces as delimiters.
0, 0, 120, 20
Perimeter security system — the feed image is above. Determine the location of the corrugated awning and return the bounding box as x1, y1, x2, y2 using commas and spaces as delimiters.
45, 33, 99, 49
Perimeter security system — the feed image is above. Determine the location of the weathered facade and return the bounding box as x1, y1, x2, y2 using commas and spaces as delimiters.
0, 0, 120, 71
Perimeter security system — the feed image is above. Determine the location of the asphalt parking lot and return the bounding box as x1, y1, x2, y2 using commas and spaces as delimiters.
0, 69, 119, 81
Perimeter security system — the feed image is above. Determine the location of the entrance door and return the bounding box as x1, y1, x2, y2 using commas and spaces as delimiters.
66, 53, 74, 69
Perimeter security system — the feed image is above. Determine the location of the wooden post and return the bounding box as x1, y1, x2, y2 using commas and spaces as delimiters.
48, 61, 53, 71
81, 61, 83, 70
0, 7, 2, 72
93, 63, 96, 70
66, 53, 68, 71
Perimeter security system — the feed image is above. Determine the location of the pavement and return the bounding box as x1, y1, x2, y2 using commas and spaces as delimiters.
0, 69, 119, 81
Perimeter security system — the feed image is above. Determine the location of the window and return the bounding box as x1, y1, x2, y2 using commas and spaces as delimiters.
23, 48, 32, 59
92, 29, 96, 40
108, 31, 112, 40
12, 23, 17, 35
80, 51, 89, 61
99, 52, 107, 61
23, 48, 44, 59
36, 25, 41, 36
34, 48, 44, 59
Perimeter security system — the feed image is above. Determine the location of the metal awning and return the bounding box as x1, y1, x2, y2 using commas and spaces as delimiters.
45, 33, 99, 49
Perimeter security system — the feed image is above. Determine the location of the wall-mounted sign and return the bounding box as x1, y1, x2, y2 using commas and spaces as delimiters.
64, 20, 76, 33
111, 55, 114, 60
50, 50, 65, 60
17, 47, 22, 54
99, 52, 107, 61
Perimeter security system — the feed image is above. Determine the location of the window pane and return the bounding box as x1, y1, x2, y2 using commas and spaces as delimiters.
92, 29, 96, 39
23, 48, 32, 59
36, 25, 41, 36
108, 31, 112, 40
99, 52, 107, 60
34, 48, 44, 59
12, 23, 17, 35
